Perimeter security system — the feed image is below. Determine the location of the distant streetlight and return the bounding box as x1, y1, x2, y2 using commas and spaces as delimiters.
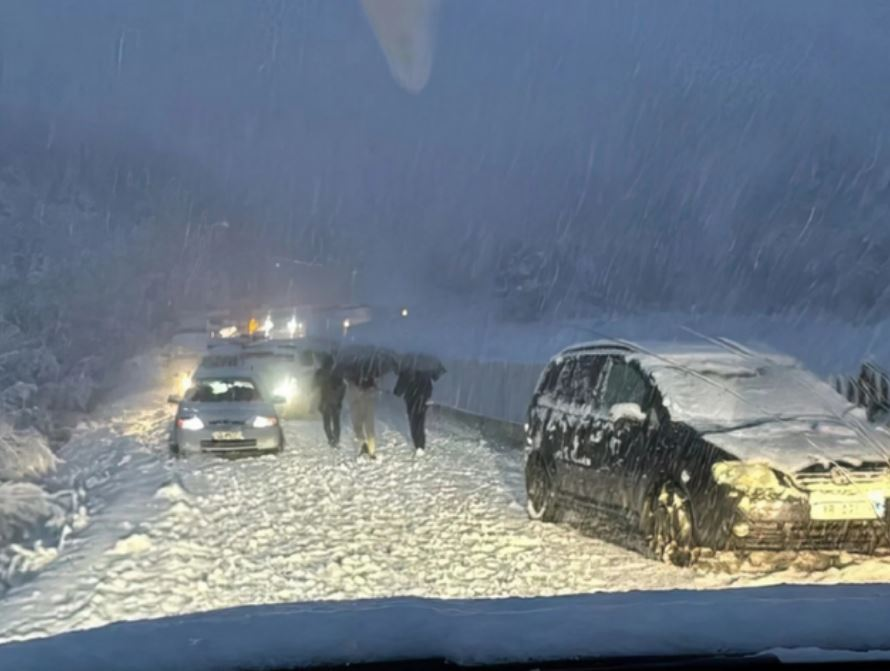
342, 318, 351, 337
400, 307, 409, 318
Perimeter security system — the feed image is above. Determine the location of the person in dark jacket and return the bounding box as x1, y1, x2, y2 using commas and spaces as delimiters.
394, 370, 433, 453
313, 354, 346, 447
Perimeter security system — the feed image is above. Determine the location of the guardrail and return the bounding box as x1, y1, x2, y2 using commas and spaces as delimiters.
432, 359, 544, 425
428, 403, 526, 449
832, 362, 890, 420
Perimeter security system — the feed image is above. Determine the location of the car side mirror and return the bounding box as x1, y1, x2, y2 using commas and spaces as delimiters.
167, 395, 182, 404
271, 395, 287, 405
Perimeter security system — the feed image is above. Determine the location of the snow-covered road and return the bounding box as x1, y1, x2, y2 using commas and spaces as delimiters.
3, 366, 890, 644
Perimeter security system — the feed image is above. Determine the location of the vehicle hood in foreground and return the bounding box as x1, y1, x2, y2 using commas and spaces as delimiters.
1, 587, 890, 671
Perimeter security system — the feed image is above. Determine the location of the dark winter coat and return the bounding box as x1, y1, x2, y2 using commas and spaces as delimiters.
394, 371, 433, 413
314, 367, 346, 410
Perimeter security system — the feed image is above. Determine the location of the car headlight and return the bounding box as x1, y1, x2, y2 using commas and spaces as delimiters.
177, 416, 204, 431
252, 416, 278, 428
273, 378, 298, 403
712, 461, 798, 496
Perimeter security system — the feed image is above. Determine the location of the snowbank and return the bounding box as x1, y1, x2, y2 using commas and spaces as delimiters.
2, 584, 890, 670
0, 422, 57, 481
0, 483, 64, 546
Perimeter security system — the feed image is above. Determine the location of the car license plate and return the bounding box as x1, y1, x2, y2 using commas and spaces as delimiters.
212, 430, 243, 441
810, 496, 882, 521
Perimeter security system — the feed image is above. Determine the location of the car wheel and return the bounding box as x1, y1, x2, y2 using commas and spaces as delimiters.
170, 443, 182, 458
647, 482, 696, 567
526, 450, 560, 523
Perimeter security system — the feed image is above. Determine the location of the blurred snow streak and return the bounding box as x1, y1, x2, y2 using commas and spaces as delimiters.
360, 0, 439, 93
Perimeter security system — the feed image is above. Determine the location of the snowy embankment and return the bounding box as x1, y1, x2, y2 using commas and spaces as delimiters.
0, 422, 71, 583
0, 353, 172, 591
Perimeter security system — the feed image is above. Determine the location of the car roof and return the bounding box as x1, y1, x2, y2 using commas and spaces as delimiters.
558, 338, 784, 359
203, 345, 244, 357
193, 367, 257, 382
241, 346, 298, 358
555, 339, 800, 374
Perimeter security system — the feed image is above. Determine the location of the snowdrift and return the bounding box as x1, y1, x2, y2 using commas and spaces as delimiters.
0, 422, 57, 482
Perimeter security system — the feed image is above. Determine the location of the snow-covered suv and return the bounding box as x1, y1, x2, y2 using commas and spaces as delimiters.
525, 340, 890, 564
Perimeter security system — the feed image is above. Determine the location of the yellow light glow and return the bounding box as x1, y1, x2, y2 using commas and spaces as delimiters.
273, 378, 298, 403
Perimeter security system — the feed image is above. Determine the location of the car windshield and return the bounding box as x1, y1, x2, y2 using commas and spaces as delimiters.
243, 352, 293, 361
200, 355, 241, 368
648, 358, 854, 429
186, 379, 260, 403
4, 2, 890, 669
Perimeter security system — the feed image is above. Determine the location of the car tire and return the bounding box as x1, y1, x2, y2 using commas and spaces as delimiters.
647, 482, 696, 567
170, 443, 182, 458
526, 450, 560, 523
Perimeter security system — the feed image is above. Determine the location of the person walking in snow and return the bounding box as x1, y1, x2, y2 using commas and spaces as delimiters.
346, 373, 378, 459
394, 369, 433, 454
313, 353, 345, 447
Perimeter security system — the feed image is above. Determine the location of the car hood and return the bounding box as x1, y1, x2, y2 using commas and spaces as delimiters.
702, 418, 890, 473
179, 401, 277, 424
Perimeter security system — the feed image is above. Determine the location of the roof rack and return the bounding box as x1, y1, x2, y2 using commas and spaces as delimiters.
559, 340, 638, 356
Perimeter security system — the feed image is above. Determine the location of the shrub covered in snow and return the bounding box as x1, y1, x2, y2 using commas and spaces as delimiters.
0, 422, 58, 482
0, 482, 64, 548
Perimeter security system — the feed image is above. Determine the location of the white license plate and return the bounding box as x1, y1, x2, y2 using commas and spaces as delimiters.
810, 498, 882, 521
212, 430, 243, 441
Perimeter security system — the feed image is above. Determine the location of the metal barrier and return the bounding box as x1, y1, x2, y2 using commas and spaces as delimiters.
432, 359, 544, 425
428, 403, 526, 449
832, 362, 890, 420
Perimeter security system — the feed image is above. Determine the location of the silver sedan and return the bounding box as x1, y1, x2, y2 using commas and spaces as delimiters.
168, 371, 284, 456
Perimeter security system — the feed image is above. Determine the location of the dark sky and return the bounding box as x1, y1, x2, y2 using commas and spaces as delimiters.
2, 1, 889, 312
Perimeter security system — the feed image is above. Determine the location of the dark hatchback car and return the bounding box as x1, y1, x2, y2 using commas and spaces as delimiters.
525, 340, 890, 564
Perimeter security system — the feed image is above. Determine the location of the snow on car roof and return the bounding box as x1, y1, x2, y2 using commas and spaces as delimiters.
560, 339, 850, 430
193, 367, 256, 382
560, 338, 794, 363
636, 350, 848, 430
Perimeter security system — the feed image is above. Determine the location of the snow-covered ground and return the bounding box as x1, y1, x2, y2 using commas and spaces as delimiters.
2, 363, 890, 648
